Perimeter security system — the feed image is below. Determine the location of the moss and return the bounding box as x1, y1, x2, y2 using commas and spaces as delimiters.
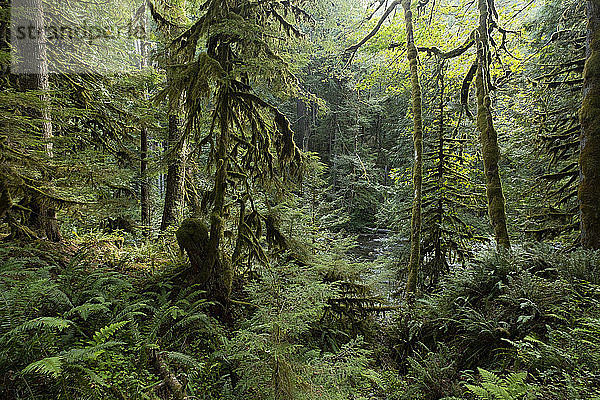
579, 4, 600, 249
176, 218, 211, 285
475, 0, 510, 249
403, 0, 423, 295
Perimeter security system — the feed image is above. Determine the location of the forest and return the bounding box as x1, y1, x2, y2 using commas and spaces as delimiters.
1, 0, 600, 399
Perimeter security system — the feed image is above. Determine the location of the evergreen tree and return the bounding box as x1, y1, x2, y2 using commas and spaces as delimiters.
580, 0, 600, 249
167, 0, 306, 307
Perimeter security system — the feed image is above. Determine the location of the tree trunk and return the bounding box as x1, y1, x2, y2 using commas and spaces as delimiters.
139, 4, 151, 236
403, 0, 423, 296
476, 0, 510, 249
160, 116, 187, 230
159, 1, 188, 231
434, 71, 445, 286
205, 91, 233, 309
141, 125, 151, 235
295, 99, 308, 151
20, 0, 61, 242
580, 0, 600, 249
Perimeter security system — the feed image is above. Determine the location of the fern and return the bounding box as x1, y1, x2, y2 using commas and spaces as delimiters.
91, 320, 129, 345
163, 351, 203, 369
65, 302, 111, 320
12, 316, 73, 334
23, 356, 63, 378
465, 368, 538, 400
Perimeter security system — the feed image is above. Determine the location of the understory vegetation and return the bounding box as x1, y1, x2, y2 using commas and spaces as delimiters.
2, 241, 599, 399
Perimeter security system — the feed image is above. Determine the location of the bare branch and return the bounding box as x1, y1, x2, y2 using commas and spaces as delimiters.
343, 0, 402, 67
416, 30, 477, 59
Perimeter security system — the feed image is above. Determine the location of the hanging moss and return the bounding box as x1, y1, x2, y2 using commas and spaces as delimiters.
265, 213, 288, 249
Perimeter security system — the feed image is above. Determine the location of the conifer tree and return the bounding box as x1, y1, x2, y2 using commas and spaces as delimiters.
166, 0, 305, 307
580, 0, 600, 249
526, 0, 584, 241
7, 0, 62, 241
152, 0, 192, 231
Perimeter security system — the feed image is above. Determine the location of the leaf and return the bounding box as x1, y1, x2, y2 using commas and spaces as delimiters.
91, 320, 129, 345
465, 383, 493, 400
23, 357, 63, 378
478, 367, 501, 385
14, 317, 73, 334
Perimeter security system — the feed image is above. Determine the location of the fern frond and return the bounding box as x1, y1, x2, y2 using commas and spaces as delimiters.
505, 371, 527, 387
23, 356, 63, 378
478, 367, 501, 385
15, 316, 73, 333
91, 320, 129, 345
465, 383, 493, 400
162, 351, 203, 368
65, 303, 111, 320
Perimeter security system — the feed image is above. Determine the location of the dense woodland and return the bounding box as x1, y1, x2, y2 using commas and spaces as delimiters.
1, 0, 600, 399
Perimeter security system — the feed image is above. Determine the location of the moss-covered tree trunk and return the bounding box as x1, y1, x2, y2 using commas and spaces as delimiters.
580, 0, 600, 249
177, 89, 232, 313
20, 0, 61, 242
139, 5, 151, 236
475, 0, 510, 249
205, 89, 233, 308
403, 0, 423, 296
160, 114, 187, 230
160, 0, 188, 231
433, 70, 445, 286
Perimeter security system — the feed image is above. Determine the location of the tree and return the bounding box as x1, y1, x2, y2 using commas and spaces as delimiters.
152, 0, 192, 231
420, 67, 485, 289
9, 0, 61, 241
579, 0, 600, 249
524, 0, 585, 243
167, 0, 305, 308
137, 1, 151, 236
475, 0, 510, 249
344, 0, 424, 295
402, 0, 423, 296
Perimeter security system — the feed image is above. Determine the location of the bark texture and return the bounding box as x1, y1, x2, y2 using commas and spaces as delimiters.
160, 1, 189, 231
19, 0, 61, 242
403, 0, 423, 295
476, 0, 510, 249
160, 114, 186, 230
141, 125, 151, 235
580, 0, 600, 249
139, 4, 151, 236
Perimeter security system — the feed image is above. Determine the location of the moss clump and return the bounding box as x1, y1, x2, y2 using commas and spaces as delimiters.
176, 218, 211, 285
176, 218, 232, 310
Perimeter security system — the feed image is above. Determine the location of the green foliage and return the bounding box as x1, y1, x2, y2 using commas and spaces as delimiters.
464, 368, 537, 400
226, 254, 381, 400
3, 1, 600, 400
385, 244, 600, 400
0, 244, 220, 399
